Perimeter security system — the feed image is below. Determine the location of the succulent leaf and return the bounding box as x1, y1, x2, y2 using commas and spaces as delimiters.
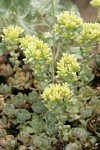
16, 109, 31, 123
3, 104, 15, 116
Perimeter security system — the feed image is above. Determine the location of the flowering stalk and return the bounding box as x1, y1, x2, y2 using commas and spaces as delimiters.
51, 0, 56, 80
78, 22, 100, 58
2, 25, 24, 72
78, 22, 100, 86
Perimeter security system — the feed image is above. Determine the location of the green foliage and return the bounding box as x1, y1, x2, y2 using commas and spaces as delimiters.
0, 129, 6, 138
0, 43, 7, 56
28, 91, 41, 103
18, 131, 30, 144
16, 109, 31, 123
4, 104, 15, 116
79, 65, 94, 86
32, 101, 47, 114
96, 54, 100, 68
0, 83, 12, 95
32, 134, 57, 150
0, 0, 64, 35
12, 93, 27, 108
25, 115, 45, 134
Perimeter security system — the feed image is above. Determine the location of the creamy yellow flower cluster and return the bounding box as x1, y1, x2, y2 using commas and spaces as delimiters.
57, 53, 80, 82
2, 25, 24, 50
54, 11, 83, 40
90, 0, 100, 7
20, 36, 52, 74
41, 83, 71, 110
79, 22, 100, 46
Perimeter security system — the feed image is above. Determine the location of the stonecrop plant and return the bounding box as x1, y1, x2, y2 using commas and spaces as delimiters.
57, 53, 80, 82
20, 36, 52, 76
54, 11, 83, 44
78, 22, 100, 52
41, 83, 71, 110
0, 1, 100, 150
2, 25, 24, 50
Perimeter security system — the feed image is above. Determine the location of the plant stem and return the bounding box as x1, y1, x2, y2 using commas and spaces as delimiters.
98, 8, 100, 22
51, 0, 56, 80
51, 0, 55, 29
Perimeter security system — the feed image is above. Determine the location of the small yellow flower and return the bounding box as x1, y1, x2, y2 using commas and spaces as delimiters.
44, 32, 52, 38
2, 25, 24, 50
20, 36, 52, 74
41, 83, 71, 110
54, 11, 83, 40
57, 53, 80, 82
90, 0, 100, 8
78, 22, 100, 46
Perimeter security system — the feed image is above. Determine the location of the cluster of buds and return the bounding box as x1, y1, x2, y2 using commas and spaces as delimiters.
78, 22, 100, 50
20, 36, 52, 75
90, 0, 100, 8
57, 53, 80, 82
54, 11, 83, 42
2, 25, 24, 50
41, 83, 71, 110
